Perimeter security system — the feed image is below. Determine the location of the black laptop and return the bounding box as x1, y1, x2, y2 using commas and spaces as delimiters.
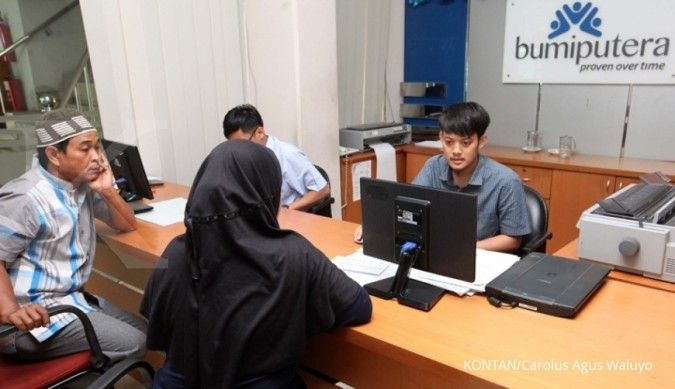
486, 252, 611, 318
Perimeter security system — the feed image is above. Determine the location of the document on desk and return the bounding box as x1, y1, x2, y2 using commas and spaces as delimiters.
415, 140, 441, 149
332, 249, 519, 296
134, 197, 187, 226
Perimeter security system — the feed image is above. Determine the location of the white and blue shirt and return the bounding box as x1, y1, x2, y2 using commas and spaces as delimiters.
413, 154, 531, 240
0, 167, 110, 342
266, 135, 328, 206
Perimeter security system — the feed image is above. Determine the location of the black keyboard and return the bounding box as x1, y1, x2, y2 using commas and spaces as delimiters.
597, 183, 673, 218
128, 200, 154, 214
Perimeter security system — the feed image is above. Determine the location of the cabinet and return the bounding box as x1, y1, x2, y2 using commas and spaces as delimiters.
341, 145, 675, 251
615, 176, 640, 191
406, 151, 434, 182
503, 164, 552, 199
340, 148, 407, 223
548, 171, 615, 252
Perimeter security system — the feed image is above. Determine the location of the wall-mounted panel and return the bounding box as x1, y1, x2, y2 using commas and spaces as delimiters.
466, 0, 538, 148
466, 0, 674, 159
404, 0, 468, 129
538, 84, 627, 156
624, 86, 675, 161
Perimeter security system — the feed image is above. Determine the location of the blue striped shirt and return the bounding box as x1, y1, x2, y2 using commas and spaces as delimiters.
413, 154, 531, 240
0, 167, 110, 342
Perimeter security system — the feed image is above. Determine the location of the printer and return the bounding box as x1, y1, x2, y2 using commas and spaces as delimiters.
339, 122, 411, 151
577, 182, 675, 283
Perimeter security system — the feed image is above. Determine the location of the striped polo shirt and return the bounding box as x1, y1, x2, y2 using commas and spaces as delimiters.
0, 167, 110, 342
412, 154, 531, 240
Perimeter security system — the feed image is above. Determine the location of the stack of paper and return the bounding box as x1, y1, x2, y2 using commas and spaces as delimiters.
415, 140, 442, 149
135, 197, 187, 226
332, 249, 519, 297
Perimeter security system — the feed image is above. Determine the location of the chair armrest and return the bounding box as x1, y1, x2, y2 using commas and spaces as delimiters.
521, 231, 553, 255
0, 305, 107, 369
306, 195, 334, 214
0, 323, 14, 337
91, 358, 154, 389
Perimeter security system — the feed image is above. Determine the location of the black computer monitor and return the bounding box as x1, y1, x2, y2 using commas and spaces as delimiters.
102, 139, 154, 202
361, 177, 477, 283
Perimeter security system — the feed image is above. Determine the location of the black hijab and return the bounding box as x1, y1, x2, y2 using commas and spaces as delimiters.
142, 140, 362, 388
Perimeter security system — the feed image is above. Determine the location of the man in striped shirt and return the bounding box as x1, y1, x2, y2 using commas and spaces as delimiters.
0, 109, 146, 361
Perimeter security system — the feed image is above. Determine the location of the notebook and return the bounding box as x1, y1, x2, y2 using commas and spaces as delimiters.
485, 252, 611, 318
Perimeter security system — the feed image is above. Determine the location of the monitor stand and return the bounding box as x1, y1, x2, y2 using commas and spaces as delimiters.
364, 246, 444, 312
397, 279, 444, 311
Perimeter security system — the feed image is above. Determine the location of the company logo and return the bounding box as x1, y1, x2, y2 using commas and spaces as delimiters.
549, 2, 602, 39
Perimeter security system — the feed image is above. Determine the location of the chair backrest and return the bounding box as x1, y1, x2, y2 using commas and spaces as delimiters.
306, 164, 334, 217
518, 186, 552, 256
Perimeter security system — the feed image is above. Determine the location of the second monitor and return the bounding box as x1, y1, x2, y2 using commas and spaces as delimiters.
102, 139, 154, 213
361, 177, 477, 283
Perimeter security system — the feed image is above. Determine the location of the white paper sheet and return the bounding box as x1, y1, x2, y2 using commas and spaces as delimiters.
415, 140, 441, 149
370, 141, 396, 181
135, 197, 187, 226
351, 160, 372, 202
332, 249, 519, 296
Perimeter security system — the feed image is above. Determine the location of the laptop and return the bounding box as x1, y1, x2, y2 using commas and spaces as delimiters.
485, 252, 611, 318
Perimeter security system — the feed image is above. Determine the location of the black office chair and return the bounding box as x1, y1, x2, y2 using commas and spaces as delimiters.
517, 186, 553, 257
0, 305, 154, 388
306, 165, 335, 218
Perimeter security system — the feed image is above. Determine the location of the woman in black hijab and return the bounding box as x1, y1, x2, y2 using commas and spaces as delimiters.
141, 140, 371, 388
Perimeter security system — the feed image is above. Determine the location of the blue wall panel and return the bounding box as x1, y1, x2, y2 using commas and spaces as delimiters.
404, 0, 468, 128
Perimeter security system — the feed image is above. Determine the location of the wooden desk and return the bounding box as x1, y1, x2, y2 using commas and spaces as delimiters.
94, 184, 675, 388
95, 183, 361, 263
304, 252, 675, 388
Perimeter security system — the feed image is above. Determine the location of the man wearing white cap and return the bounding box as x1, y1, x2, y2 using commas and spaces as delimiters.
0, 108, 146, 362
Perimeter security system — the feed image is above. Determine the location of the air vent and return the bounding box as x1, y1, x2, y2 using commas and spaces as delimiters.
664, 257, 675, 275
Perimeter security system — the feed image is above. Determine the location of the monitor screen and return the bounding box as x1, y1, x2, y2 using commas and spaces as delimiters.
361, 177, 477, 282
102, 139, 154, 201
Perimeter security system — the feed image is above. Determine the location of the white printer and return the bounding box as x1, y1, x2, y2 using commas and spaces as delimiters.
339, 122, 411, 151
577, 182, 675, 283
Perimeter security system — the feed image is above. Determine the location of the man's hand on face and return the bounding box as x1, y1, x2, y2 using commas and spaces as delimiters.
88, 147, 115, 193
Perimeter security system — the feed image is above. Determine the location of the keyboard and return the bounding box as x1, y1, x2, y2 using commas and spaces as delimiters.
128, 200, 154, 214
597, 183, 674, 218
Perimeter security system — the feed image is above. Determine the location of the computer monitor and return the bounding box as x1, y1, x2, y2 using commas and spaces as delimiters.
102, 139, 154, 202
361, 177, 477, 283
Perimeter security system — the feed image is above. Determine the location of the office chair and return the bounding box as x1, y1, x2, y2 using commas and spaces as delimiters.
517, 186, 553, 257
0, 305, 154, 389
306, 164, 335, 218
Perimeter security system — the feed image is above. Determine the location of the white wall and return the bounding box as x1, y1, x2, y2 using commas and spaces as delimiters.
81, 0, 349, 212
239, 0, 341, 215
80, 0, 403, 217
80, 0, 244, 186
336, 0, 403, 127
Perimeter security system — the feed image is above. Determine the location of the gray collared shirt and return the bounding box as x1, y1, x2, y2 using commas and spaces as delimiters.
412, 154, 531, 240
